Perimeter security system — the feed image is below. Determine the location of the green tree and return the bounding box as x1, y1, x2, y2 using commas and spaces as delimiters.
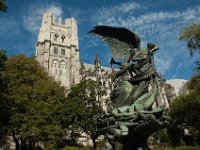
179, 24, 200, 55
169, 94, 200, 131
0, 50, 8, 147
0, 50, 7, 71
169, 74, 200, 146
67, 79, 106, 150
0, 0, 7, 12
1, 55, 69, 149
187, 74, 200, 94
179, 24, 200, 72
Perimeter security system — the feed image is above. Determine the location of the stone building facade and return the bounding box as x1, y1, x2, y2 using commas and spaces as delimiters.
35, 12, 113, 93
35, 12, 81, 90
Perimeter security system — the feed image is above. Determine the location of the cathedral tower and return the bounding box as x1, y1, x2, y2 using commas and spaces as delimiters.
35, 12, 81, 89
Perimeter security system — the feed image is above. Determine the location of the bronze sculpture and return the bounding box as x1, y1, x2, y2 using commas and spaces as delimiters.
89, 26, 171, 150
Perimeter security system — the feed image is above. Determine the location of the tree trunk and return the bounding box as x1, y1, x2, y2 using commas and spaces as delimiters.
12, 131, 20, 150
28, 139, 35, 150
21, 139, 28, 150
92, 137, 97, 150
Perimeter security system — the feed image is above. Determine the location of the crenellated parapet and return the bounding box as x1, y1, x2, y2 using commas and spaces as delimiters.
35, 12, 80, 89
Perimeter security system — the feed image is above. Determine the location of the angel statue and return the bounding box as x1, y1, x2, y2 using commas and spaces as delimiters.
89, 26, 171, 150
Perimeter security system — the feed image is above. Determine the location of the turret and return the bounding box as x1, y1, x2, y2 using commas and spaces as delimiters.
35, 12, 80, 89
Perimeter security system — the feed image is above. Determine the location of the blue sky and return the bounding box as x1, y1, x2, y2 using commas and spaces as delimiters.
0, 0, 200, 80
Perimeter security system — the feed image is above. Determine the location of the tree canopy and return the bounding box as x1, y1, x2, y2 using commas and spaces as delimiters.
67, 79, 106, 149
0, 50, 8, 136
0, 50, 7, 71
179, 24, 200, 73
179, 24, 200, 55
169, 93, 200, 131
170, 75, 200, 130
186, 74, 200, 94
0, 54, 108, 149
0, 55, 70, 149
0, 0, 7, 12
169, 75, 200, 146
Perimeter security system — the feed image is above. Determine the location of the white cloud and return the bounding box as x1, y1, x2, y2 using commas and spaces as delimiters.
22, 2, 63, 33
117, 2, 140, 13
46, 5, 63, 17
18, 0, 200, 78
87, 2, 200, 77
92, 1, 140, 26
155, 55, 173, 75
0, 17, 20, 38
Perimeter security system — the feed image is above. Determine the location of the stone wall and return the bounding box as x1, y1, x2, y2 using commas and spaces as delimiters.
35, 12, 81, 90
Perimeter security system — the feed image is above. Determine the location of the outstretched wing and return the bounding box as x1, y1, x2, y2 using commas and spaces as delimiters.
88, 25, 141, 59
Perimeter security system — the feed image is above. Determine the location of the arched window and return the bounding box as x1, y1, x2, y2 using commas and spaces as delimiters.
61, 48, 65, 56
54, 47, 58, 54
55, 68, 57, 74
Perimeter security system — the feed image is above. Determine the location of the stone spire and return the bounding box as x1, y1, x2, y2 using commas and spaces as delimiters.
94, 52, 101, 69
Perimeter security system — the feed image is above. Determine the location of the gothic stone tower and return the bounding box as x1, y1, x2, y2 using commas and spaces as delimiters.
35, 12, 81, 89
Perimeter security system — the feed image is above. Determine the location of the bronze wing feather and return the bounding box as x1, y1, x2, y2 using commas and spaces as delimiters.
88, 25, 141, 59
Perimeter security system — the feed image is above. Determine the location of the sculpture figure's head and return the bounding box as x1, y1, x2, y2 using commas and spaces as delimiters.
147, 43, 159, 52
